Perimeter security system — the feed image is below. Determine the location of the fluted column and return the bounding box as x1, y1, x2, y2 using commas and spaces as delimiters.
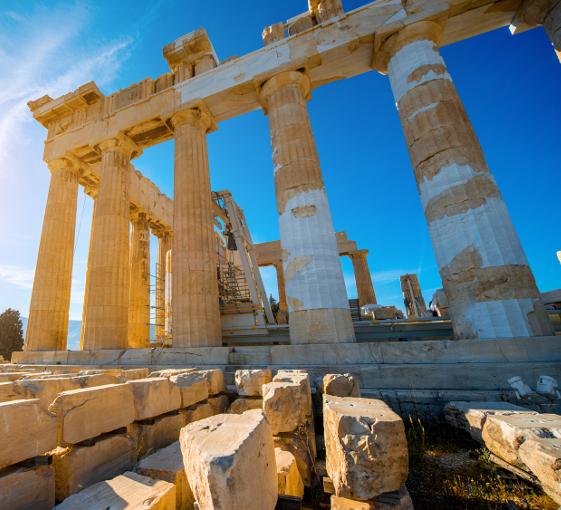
171, 108, 221, 347
274, 262, 288, 324
349, 250, 377, 307
128, 211, 150, 348
155, 230, 171, 340
25, 158, 79, 351
260, 71, 355, 344
79, 187, 97, 350
165, 248, 173, 338
83, 135, 140, 349
377, 21, 553, 339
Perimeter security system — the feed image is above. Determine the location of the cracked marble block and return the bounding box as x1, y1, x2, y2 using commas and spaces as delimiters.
128, 377, 182, 420
235, 369, 272, 396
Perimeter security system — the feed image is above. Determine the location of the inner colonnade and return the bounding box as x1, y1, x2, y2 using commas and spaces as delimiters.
24, 0, 559, 352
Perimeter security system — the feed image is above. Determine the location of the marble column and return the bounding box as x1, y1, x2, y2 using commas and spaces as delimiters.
378, 21, 553, 339
25, 158, 79, 351
260, 71, 355, 344
165, 248, 173, 338
274, 262, 288, 324
171, 108, 221, 347
155, 230, 171, 340
128, 211, 150, 348
349, 250, 377, 307
79, 188, 97, 350
83, 135, 140, 349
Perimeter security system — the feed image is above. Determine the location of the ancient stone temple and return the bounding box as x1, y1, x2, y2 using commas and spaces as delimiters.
3, 0, 561, 508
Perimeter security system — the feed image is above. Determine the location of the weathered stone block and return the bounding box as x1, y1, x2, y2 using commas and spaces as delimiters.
137, 441, 194, 510
330, 486, 413, 509
482, 413, 561, 466
50, 383, 135, 445
235, 369, 272, 396
180, 410, 278, 509
323, 373, 360, 398
55, 471, 175, 509
208, 394, 229, 415
444, 401, 535, 442
182, 402, 214, 424
0, 398, 57, 469
519, 438, 561, 504
274, 433, 315, 487
229, 397, 263, 414
263, 381, 308, 434
198, 369, 226, 395
128, 377, 182, 420
324, 395, 408, 500
53, 433, 136, 500
129, 412, 186, 459
275, 447, 304, 498
169, 372, 209, 408
0, 464, 55, 510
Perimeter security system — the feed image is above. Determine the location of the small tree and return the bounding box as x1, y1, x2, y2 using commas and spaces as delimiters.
269, 294, 280, 318
0, 308, 24, 361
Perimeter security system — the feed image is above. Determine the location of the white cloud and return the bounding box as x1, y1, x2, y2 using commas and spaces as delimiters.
0, 265, 34, 290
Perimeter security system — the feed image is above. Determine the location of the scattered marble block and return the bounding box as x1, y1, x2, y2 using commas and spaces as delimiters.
482, 413, 561, 467
0, 398, 57, 469
128, 377, 182, 420
324, 395, 408, 500
519, 438, 561, 504
229, 397, 263, 414
235, 369, 272, 396
103, 368, 151, 382
330, 486, 413, 509
53, 433, 136, 500
444, 401, 535, 442
0, 463, 55, 510
180, 410, 277, 510
182, 402, 214, 424
169, 372, 209, 408
198, 369, 226, 395
137, 441, 194, 510
275, 447, 304, 498
151, 369, 196, 378
274, 433, 315, 487
55, 471, 176, 509
208, 395, 229, 415
263, 381, 309, 434
15, 376, 82, 410
49, 383, 135, 445
323, 374, 360, 398
129, 412, 186, 459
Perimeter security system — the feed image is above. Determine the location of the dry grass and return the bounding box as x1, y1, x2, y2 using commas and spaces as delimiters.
405, 418, 557, 510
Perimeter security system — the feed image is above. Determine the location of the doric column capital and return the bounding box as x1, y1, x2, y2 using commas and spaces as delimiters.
374, 20, 443, 74
170, 104, 216, 133
349, 249, 368, 259
130, 208, 148, 223
259, 71, 311, 107
83, 183, 98, 199
47, 157, 79, 174
98, 133, 142, 159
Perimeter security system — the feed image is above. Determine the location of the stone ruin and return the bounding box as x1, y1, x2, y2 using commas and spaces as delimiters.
3, 0, 561, 508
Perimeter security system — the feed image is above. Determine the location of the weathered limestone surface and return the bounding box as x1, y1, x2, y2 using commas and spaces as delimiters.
519, 438, 561, 504
129, 412, 186, 459
260, 71, 355, 345
83, 136, 140, 349
274, 434, 315, 487
235, 369, 272, 396
170, 371, 209, 408
482, 413, 561, 466
349, 250, 377, 307
0, 399, 57, 469
128, 377, 182, 420
444, 401, 535, 442
0, 464, 55, 510
171, 108, 221, 348
229, 397, 263, 414
180, 410, 278, 509
25, 159, 78, 351
208, 395, 229, 415
330, 486, 413, 510
199, 368, 226, 395
263, 381, 308, 434
137, 441, 195, 510
275, 447, 304, 498
53, 433, 136, 500
128, 211, 151, 348
324, 396, 408, 500
55, 471, 176, 509
50, 383, 135, 445
323, 373, 360, 398
183, 402, 214, 423
378, 20, 553, 339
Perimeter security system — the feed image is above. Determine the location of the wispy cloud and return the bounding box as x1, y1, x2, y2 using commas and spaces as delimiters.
371, 268, 416, 285
0, 265, 34, 290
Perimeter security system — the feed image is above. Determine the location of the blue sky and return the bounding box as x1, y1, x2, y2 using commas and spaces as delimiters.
0, 0, 559, 325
